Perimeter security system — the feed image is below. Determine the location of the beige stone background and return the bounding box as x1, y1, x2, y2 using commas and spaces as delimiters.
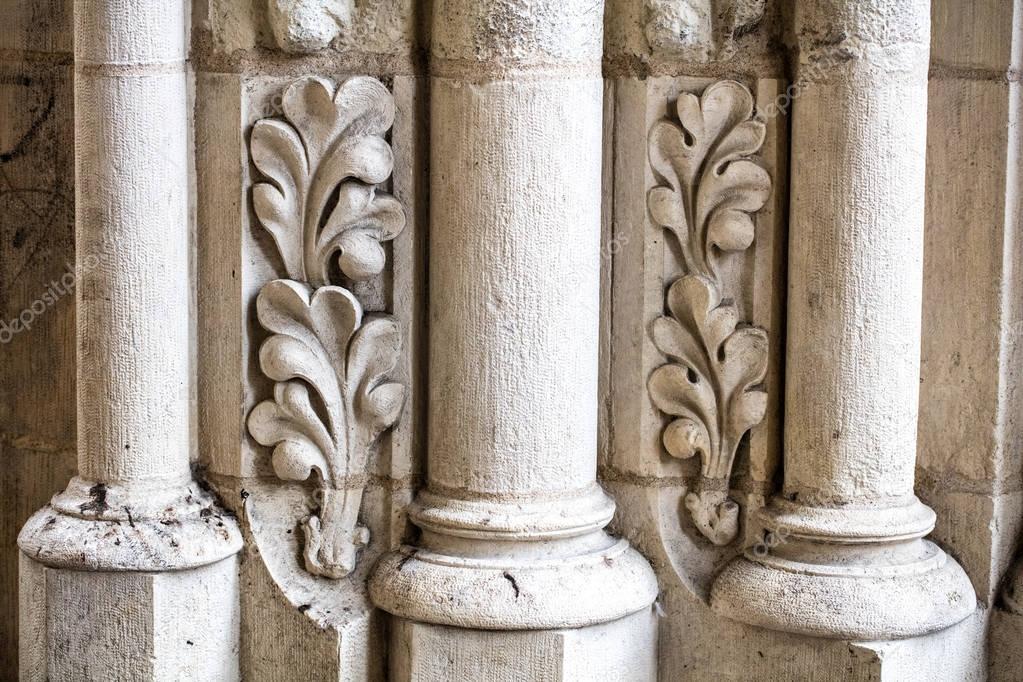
0, 1, 77, 673
2, 0, 1023, 678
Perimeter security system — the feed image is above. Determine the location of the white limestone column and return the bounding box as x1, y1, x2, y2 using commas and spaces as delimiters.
369, 0, 658, 676
710, 0, 977, 640
17, 1, 242, 679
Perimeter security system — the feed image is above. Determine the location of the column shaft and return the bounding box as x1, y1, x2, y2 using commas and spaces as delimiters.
74, 1, 192, 486
427, 73, 602, 501
710, 0, 976, 641
370, 1, 658, 675
783, 0, 926, 507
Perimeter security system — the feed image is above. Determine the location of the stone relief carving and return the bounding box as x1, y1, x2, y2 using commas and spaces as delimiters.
646, 0, 765, 62
647, 79, 771, 545
267, 0, 354, 53
247, 76, 407, 578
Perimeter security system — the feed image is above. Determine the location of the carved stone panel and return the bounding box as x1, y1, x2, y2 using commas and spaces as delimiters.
246, 76, 408, 579
196, 70, 425, 678
646, 80, 771, 545
601, 75, 787, 676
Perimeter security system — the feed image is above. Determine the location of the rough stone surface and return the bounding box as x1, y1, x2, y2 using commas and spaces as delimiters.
7, 0, 1023, 678
0, 0, 76, 670
20, 554, 241, 681
390, 610, 658, 681
267, 0, 354, 53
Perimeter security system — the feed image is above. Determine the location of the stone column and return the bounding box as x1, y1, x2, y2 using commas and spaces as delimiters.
369, 0, 659, 677
710, 0, 976, 640
17, 1, 242, 679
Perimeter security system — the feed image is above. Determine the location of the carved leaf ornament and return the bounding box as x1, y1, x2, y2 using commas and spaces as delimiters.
247, 77, 407, 578
250, 75, 405, 286
647, 80, 771, 545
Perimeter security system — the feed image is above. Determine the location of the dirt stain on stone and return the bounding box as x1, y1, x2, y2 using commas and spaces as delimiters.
79, 483, 108, 514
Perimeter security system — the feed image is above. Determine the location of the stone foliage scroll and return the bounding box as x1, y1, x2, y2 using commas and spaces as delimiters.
647, 80, 771, 545
246, 76, 407, 578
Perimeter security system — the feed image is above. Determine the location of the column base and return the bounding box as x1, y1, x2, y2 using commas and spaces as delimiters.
846, 610, 985, 680
388, 608, 657, 681
369, 486, 658, 630
18, 476, 243, 571
710, 500, 976, 640
20, 551, 241, 681
17, 476, 243, 679
370, 534, 657, 630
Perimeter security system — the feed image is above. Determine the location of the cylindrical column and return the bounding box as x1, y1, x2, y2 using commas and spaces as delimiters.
370, 0, 657, 675
75, 2, 192, 487
17, 2, 241, 678
710, 0, 975, 640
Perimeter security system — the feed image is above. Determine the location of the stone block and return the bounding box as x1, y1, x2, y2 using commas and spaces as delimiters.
20, 554, 240, 681
390, 609, 658, 682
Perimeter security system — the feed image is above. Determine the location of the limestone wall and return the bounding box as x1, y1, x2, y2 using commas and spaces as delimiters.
5, 0, 1023, 679
0, 0, 76, 672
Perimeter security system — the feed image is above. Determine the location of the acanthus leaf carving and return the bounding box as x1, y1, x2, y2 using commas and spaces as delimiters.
250, 76, 405, 287
247, 76, 407, 578
647, 80, 771, 546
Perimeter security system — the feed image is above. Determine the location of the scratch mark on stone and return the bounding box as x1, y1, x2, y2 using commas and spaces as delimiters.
397, 549, 418, 571
503, 571, 520, 598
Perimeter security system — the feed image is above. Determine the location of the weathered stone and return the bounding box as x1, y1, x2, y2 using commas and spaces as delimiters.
710, 0, 976, 644
368, 0, 658, 672
266, 0, 353, 53
8, 0, 1023, 678
16, 0, 242, 676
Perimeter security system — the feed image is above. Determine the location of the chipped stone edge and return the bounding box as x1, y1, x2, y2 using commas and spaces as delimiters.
18, 476, 243, 572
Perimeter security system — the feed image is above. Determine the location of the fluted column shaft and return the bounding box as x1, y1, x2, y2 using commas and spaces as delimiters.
710, 0, 976, 641
370, 0, 657, 676
17, 2, 242, 678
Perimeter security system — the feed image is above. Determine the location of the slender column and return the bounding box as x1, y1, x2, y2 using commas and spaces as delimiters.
710, 0, 976, 640
369, 0, 658, 676
17, 1, 242, 678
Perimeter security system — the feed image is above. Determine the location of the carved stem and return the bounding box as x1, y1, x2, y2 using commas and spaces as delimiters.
303, 485, 368, 579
